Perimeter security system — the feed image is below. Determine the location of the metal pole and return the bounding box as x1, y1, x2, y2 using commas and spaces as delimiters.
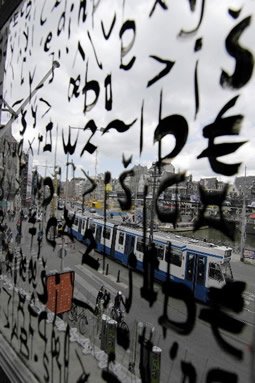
240, 166, 247, 262
251, 299, 255, 383
149, 164, 157, 244
43, 160, 48, 235
65, 153, 69, 207
52, 125, 59, 218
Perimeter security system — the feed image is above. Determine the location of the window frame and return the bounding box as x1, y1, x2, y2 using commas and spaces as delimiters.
136, 237, 144, 252
166, 247, 183, 267
208, 262, 224, 282
103, 227, 111, 240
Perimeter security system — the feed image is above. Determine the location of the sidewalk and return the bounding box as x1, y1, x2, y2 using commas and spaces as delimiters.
0, 218, 141, 383
0, 271, 141, 383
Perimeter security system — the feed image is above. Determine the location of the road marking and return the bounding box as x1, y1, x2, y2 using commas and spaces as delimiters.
243, 291, 255, 312
75, 264, 124, 296
73, 271, 98, 298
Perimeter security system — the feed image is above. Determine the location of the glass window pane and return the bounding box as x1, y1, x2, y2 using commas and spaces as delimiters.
197, 257, 206, 284
136, 237, 143, 252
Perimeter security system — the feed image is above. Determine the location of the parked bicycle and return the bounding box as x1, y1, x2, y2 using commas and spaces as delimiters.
110, 307, 129, 332
94, 298, 105, 318
68, 303, 89, 336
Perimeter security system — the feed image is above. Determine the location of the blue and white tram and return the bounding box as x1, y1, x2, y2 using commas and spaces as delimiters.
70, 212, 233, 303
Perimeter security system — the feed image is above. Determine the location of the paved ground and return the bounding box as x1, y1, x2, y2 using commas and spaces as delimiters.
1, 213, 254, 383
0, 216, 141, 383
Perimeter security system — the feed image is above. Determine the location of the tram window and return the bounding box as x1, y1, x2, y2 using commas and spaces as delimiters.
74, 217, 78, 226
165, 248, 182, 267
89, 223, 96, 233
155, 245, 164, 260
82, 220, 85, 230
118, 231, 124, 245
103, 227, 111, 239
136, 237, 143, 252
209, 263, 224, 282
197, 257, 206, 284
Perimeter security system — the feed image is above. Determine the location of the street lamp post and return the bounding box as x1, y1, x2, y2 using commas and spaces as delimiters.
240, 167, 247, 262
149, 163, 161, 244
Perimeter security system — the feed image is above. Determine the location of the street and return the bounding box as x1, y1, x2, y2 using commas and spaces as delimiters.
13, 216, 254, 383
1, 216, 254, 383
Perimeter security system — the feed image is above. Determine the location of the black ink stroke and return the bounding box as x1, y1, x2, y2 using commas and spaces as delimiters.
197, 96, 247, 176
62, 126, 79, 155
102, 119, 137, 134
20, 109, 27, 135
194, 59, 199, 119
147, 55, 175, 88
101, 13, 116, 39
104, 74, 112, 111
83, 61, 100, 113
40, 97, 52, 118
228, 8, 242, 19
78, 0, 87, 24
140, 100, 144, 156
68, 75, 81, 100
179, 0, 206, 36
43, 121, 53, 152
220, 16, 254, 89
87, 31, 103, 70
118, 169, 134, 210
156, 173, 186, 225
194, 185, 236, 240
119, 20, 136, 70
149, 0, 168, 18
122, 153, 132, 168
154, 113, 188, 165
80, 119, 98, 156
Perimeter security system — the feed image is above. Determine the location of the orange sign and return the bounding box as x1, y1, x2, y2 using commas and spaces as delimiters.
46, 271, 75, 314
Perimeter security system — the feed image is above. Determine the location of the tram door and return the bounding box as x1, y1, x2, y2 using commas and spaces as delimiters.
95, 225, 102, 250
185, 252, 207, 302
124, 234, 135, 265
78, 219, 82, 235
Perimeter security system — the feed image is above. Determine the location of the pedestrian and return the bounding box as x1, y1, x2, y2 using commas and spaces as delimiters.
114, 291, 126, 313
103, 289, 111, 309
5, 245, 13, 274
16, 219, 21, 236
96, 285, 104, 305
37, 228, 43, 244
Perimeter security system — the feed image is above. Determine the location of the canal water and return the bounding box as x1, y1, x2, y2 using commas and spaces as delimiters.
178, 228, 255, 253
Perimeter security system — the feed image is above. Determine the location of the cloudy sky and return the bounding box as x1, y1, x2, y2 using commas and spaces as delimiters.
1, 0, 255, 184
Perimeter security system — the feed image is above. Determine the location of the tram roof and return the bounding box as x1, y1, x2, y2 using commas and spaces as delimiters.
71, 212, 232, 252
